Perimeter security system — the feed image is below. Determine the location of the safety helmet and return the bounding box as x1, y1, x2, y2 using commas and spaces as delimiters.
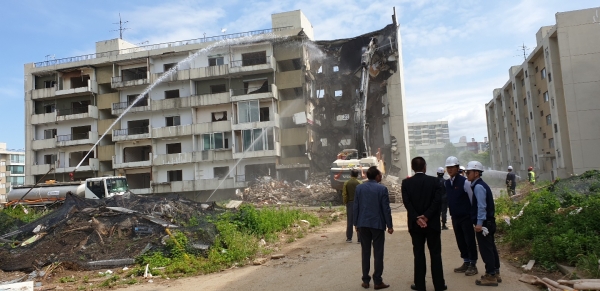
465, 161, 484, 172
437, 167, 444, 174
459, 166, 465, 171
508, 166, 513, 170
445, 156, 460, 167
528, 166, 533, 171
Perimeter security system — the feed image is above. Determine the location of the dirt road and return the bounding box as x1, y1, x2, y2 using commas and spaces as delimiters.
127, 206, 536, 291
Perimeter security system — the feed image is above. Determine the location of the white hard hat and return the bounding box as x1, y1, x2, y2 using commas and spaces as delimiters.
445, 156, 459, 167
437, 167, 444, 174
466, 161, 484, 172
508, 166, 513, 170
459, 166, 465, 171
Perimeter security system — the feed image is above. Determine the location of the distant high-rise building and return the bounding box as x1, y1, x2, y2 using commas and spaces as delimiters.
0, 143, 25, 200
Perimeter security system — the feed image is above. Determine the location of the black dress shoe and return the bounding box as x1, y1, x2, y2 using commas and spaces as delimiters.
361, 282, 369, 289
411, 284, 425, 291
374, 282, 390, 290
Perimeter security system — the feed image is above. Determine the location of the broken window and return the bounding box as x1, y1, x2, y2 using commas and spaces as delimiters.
44, 154, 57, 165
316, 89, 324, 98
165, 89, 180, 99
163, 63, 177, 72
166, 143, 182, 154
259, 107, 270, 122
208, 57, 224, 66
333, 66, 339, 72
167, 170, 183, 182
211, 111, 227, 121
210, 84, 227, 94
202, 132, 229, 150
44, 129, 57, 139
166, 116, 181, 127
543, 91, 549, 102
238, 100, 259, 123
71, 125, 91, 140
244, 79, 268, 94
71, 75, 90, 89
125, 120, 150, 135
44, 104, 56, 113
241, 51, 267, 66
121, 67, 147, 81
127, 94, 149, 107
213, 166, 229, 179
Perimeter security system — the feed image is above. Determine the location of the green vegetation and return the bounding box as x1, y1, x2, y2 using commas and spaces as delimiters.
134, 204, 321, 277
497, 170, 600, 277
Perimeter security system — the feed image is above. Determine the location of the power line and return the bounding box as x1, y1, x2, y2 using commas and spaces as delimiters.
111, 13, 130, 39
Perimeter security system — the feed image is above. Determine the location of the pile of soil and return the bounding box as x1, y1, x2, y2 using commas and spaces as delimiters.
0, 193, 222, 272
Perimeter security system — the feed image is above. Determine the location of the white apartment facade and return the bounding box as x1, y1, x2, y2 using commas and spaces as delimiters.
24, 10, 410, 197
486, 7, 600, 181
0, 143, 25, 199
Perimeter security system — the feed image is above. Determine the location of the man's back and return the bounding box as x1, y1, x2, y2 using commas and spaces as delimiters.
401, 173, 443, 232
353, 180, 392, 231
506, 172, 516, 188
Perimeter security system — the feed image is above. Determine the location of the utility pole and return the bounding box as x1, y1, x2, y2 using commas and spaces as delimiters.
519, 43, 529, 61
111, 13, 129, 39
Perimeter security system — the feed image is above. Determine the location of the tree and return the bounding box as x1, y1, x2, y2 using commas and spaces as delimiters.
459, 150, 476, 164
442, 142, 458, 158
474, 151, 491, 168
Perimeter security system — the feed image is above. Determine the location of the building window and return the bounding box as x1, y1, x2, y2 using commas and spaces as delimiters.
208, 57, 224, 66
126, 94, 149, 107
44, 104, 56, 113
44, 154, 57, 165
554, 124, 558, 133
549, 138, 554, 149
541, 68, 546, 79
213, 166, 229, 179
8, 176, 25, 185
202, 132, 228, 150
241, 51, 267, 66
530, 112, 533, 119
165, 116, 181, 127
238, 100, 260, 123
242, 127, 274, 151
166, 143, 182, 154
333, 66, 339, 72
540, 110, 544, 117
10, 155, 25, 164
524, 98, 527, 105
527, 91, 530, 98
164, 89, 180, 99
548, 73, 552, 82
525, 70, 528, 78
546, 114, 552, 125
211, 111, 227, 122
543, 133, 547, 139
163, 63, 177, 72
543, 91, 549, 102
8, 165, 25, 174
167, 170, 183, 182
210, 84, 227, 94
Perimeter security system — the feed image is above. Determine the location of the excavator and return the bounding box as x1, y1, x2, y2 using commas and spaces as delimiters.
329, 38, 385, 196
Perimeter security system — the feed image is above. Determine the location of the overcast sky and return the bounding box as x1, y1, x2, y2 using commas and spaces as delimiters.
1, 0, 598, 150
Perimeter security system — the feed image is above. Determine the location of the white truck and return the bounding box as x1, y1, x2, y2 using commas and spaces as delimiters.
6, 176, 129, 206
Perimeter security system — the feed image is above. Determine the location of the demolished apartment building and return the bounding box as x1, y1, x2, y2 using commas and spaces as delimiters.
23, 9, 410, 199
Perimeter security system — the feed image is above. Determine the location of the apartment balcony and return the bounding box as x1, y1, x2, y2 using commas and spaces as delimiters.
56, 80, 97, 96
229, 55, 275, 75
31, 87, 56, 100
275, 70, 303, 90
56, 105, 98, 122
31, 159, 99, 175
111, 75, 149, 89
196, 149, 233, 162
97, 92, 119, 110
112, 126, 151, 142
188, 92, 230, 107
130, 188, 152, 195
31, 111, 57, 125
230, 84, 278, 102
31, 138, 57, 150
189, 64, 229, 80
232, 142, 280, 159
231, 114, 279, 131
56, 131, 98, 147
153, 152, 195, 166
192, 121, 231, 135
152, 124, 193, 139
111, 100, 150, 115
152, 178, 247, 193
112, 155, 152, 169
150, 92, 229, 110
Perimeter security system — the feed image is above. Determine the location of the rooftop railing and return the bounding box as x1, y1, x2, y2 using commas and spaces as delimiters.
34, 26, 293, 68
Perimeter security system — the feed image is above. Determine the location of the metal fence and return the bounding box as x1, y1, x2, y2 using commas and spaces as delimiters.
57, 132, 89, 142
34, 27, 293, 68
113, 126, 149, 137
112, 99, 148, 110
230, 56, 270, 68
56, 107, 89, 116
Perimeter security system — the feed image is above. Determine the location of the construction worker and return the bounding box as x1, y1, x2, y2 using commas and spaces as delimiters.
528, 167, 535, 185
437, 167, 449, 230
465, 161, 501, 286
444, 156, 479, 277
343, 169, 362, 243
459, 166, 466, 177
506, 166, 516, 196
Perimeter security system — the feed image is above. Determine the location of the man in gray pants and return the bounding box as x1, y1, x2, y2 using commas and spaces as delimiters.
343, 169, 361, 242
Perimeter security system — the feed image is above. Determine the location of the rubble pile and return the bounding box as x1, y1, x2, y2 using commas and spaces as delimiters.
241, 173, 339, 206
0, 194, 222, 272
240, 173, 402, 206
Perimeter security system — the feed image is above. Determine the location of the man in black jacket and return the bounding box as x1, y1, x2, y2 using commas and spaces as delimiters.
505, 166, 516, 196
436, 167, 448, 230
402, 157, 446, 291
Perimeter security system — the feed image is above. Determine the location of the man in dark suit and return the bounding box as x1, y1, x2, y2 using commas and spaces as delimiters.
353, 166, 394, 290
402, 157, 447, 291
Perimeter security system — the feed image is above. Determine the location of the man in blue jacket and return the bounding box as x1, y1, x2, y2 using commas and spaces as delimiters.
445, 156, 478, 276
353, 166, 393, 290
465, 161, 501, 287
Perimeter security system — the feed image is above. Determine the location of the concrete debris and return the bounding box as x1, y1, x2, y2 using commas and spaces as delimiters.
522, 260, 535, 271
271, 254, 285, 260
242, 173, 339, 206
253, 258, 268, 265
0, 281, 33, 291
225, 200, 243, 209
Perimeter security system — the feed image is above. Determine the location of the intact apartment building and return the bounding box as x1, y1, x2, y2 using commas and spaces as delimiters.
0, 143, 25, 200
24, 10, 410, 197
407, 121, 450, 158
486, 7, 600, 181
